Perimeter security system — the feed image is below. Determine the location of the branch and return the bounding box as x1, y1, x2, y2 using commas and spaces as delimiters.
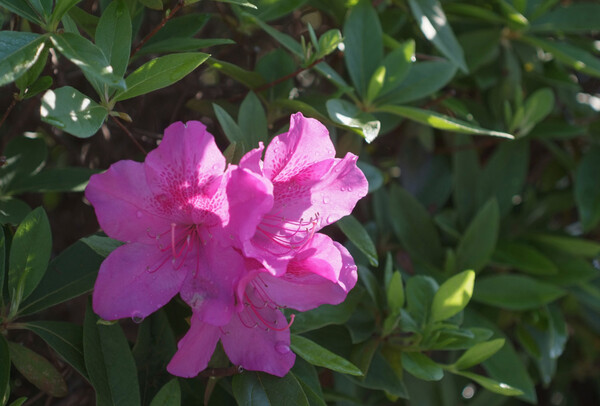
130, 0, 185, 58
110, 115, 148, 155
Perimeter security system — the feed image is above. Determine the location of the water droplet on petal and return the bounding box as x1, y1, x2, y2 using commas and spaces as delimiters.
275, 341, 290, 354
340, 187, 346, 191
131, 311, 144, 324
322, 196, 330, 204
347, 186, 352, 192
136, 211, 143, 218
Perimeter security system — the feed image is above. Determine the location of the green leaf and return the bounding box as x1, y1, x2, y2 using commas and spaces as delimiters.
8, 397, 27, 406
0, 0, 44, 24
0, 336, 9, 405
0, 31, 47, 87
512, 88, 554, 136
376, 40, 415, 99
113, 52, 208, 101
8, 342, 68, 397
527, 233, 600, 258
49, 0, 81, 28
455, 371, 523, 396
317, 29, 342, 59
407, 0, 467, 72
538, 250, 597, 286
493, 241, 558, 275
137, 38, 233, 56
575, 146, 600, 231
292, 358, 326, 406
41, 86, 107, 138
458, 29, 501, 72
343, 0, 383, 97
431, 270, 475, 322
9, 167, 97, 194
472, 274, 566, 310
213, 104, 244, 144
356, 161, 383, 193
389, 184, 444, 267
213, 0, 257, 9
149, 379, 180, 406
366, 65, 386, 104
20, 75, 52, 99
387, 271, 404, 312
337, 215, 378, 267
207, 57, 266, 89
291, 335, 362, 376
351, 350, 409, 398
255, 49, 296, 100
138, 0, 162, 9
83, 303, 141, 406
23, 321, 87, 379
291, 288, 363, 333
0, 198, 31, 226
455, 199, 499, 273
239, 91, 268, 148
452, 135, 479, 227
529, 4, 600, 33
95, 0, 131, 79
8, 207, 51, 307
378, 105, 514, 139
15, 45, 49, 91
452, 338, 505, 370
81, 235, 123, 258
402, 352, 443, 381
326, 99, 381, 143
49, 32, 125, 88
521, 36, 600, 78
406, 276, 438, 326
0, 228, 4, 304
19, 239, 103, 316
232, 372, 309, 406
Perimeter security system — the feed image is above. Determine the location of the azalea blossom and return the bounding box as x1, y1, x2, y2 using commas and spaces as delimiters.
239, 112, 369, 276
167, 234, 358, 377
85, 121, 273, 324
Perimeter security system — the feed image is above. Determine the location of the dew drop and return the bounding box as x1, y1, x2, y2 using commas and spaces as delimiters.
340, 186, 346, 191
347, 186, 352, 192
131, 311, 144, 324
322, 196, 330, 204
275, 341, 290, 354
136, 211, 143, 218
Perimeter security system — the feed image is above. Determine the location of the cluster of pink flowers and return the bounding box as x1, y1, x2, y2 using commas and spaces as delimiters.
85, 113, 368, 377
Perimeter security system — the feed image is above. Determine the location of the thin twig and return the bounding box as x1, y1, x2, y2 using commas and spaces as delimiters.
110, 115, 148, 155
0, 96, 18, 131
130, 0, 185, 58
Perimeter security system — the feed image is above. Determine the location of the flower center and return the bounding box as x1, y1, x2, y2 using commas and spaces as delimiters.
236, 276, 294, 332
255, 213, 319, 256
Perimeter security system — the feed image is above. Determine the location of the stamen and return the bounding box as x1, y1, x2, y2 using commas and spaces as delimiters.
250, 306, 295, 332
255, 214, 319, 255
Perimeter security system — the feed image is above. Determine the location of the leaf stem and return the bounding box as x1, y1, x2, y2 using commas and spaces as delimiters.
130, 0, 185, 58
110, 115, 148, 155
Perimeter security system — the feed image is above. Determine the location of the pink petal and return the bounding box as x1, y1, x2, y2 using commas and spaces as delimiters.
263, 113, 335, 182
144, 121, 226, 223
85, 160, 173, 243
239, 142, 264, 175
92, 243, 187, 321
221, 307, 295, 377
167, 316, 220, 378
179, 242, 246, 326
335, 241, 359, 293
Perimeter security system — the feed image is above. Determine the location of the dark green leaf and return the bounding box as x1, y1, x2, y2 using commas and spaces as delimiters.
213, 104, 244, 144
291, 335, 362, 376
0, 0, 43, 24
493, 241, 558, 275
343, 0, 383, 97
15, 44, 49, 91
149, 379, 180, 406
212, 0, 256, 8
350, 350, 409, 398
207, 58, 266, 89
113, 52, 208, 101
8, 341, 68, 397
49, 0, 81, 27
0, 197, 31, 225
455, 199, 499, 272
403, 352, 443, 381
239, 91, 268, 148
387, 271, 404, 312
456, 371, 523, 396
458, 29, 500, 72
138, 0, 162, 9
472, 274, 565, 310
21, 75, 52, 99
8, 207, 51, 306
452, 338, 505, 370
232, 372, 309, 406
145, 14, 209, 46
137, 38, 233, 56
527, 233, 600, 258
292, 358, 326, 406
246, 0, 304, 21
356, 162, 383, 193
0, 31, 47, 87
23, 321, 87, 379
337, 215, 378, 266
378, 105, 513, 139
50, 32, 125, 88
95, 0, 131, 79
40, 86, 107, 138
291, 288, 363, 333
538, 250, 597, 286
255, 49, 296, 100
575, 146, 600, 231
389, 184, 444, 267
9, 167, 97, 194
8, 397, 27, 406
529, 4, 600, 33
81, 235, 123, 258
431, 270, 475, 322
0, 135, 47, 195
407, 0, 467, 72
0, 336, 9, 404
326, 99, 381, 143
406, 275, 438, 326
452, 135, 479, 227
83, 303, 141, 406
376, 40, 415, 100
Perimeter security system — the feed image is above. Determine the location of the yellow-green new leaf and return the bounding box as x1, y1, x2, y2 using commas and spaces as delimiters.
430, 270, 475, 322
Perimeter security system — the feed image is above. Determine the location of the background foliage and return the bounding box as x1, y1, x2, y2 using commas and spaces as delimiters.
1, 0, 600, 405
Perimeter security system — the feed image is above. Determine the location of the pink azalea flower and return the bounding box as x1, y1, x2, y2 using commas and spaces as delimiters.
85, 121, 273, 324
167, 233, 358, 377
239, 112, 369, 275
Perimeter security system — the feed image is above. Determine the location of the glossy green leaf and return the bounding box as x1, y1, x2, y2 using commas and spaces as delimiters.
15, 44, 49, 91
387, 271, 404, 312
255, 49, 296, 100
326, 98, 381, 143
0, 135, 47, 196
149, 379, 180, 406
472, 274, 565, 310
41, 86, 107, 137
452, 338, 505, 370
233, 372, 309, 406
113, 52, 208, 101
456, 371, 523, 396
83, 303, 141, 406
493, 241, 558, 275
50, 0, 81, 27
575, 146, 600, 231
389, 184, 444, 267
8, 207, 51, 307
0, 336, 9, 405
378, 105, 514, 138
291, 335, 362, 376
527, 233, 600, 258
408, 0, 467, 72
49, 32, 125, 87
403, 352, 443, 381
431, 270, 475, 322
0, 31, 47, 87
343, 0, 383, 97
455, 199, 499, 273
337, 215, 378, 267
0, 0, 43, 24
8, 342, 68, 397
23, 321, 87, 379
366, 65, 386, 104
529, 4, 600, 33
95, 0, 131, 79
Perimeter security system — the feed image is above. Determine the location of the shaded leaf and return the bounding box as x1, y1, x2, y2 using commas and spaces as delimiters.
455, 199, 499, 273
0, 31, 47, 87
575, 146, 600, 231
337, 215, 378, 266
149, 379, 180, 406
8, 342, 68, 397
232, 372, 309, 406
452, 338, 505, 370
291, 335, 362, 376
403, 352, 443, 381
